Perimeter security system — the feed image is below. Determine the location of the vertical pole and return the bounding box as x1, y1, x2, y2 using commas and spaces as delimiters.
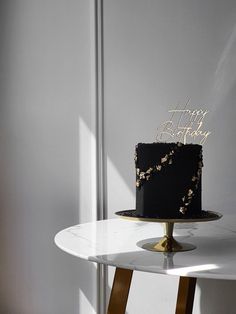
94, 0, 107, 313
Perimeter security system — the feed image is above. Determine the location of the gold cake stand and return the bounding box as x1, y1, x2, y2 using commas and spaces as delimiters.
115, 210, 222, 252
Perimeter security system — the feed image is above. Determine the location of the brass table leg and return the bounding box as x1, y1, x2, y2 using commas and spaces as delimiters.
176, 277, 197, 314
107, 267, 133, 314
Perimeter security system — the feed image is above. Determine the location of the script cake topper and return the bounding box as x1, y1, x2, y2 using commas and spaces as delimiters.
156, 101, 211, 144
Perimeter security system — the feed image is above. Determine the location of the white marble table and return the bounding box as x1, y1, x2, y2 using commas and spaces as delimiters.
55, 214, 236, 314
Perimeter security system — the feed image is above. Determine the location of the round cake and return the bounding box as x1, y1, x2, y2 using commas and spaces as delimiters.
135, 142, 203, 218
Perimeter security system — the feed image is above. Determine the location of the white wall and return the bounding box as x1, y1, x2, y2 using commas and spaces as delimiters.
104, 0, 236, 313
0, 1, 97, 313
1, 1, 236, 314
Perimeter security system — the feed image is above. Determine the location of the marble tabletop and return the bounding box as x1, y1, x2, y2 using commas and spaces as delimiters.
55, 214, 236, 280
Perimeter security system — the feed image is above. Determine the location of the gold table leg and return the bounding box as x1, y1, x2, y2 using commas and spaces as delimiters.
176, 277, 197, 314
107, 269, 196, 314
107, 267, 133, 314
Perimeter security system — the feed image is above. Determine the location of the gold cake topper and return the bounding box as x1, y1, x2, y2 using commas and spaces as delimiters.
156, 100, 211, 144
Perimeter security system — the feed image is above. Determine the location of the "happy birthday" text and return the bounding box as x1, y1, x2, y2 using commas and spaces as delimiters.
156, 108, 211, 144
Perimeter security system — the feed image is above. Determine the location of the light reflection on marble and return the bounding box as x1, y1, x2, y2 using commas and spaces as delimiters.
54, 214, 236, 280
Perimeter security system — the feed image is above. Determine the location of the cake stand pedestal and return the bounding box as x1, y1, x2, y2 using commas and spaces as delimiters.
115, 210, 222, 252
142, 221, 196, 252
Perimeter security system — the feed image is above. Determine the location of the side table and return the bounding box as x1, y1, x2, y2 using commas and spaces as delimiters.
55, 215, 236, 314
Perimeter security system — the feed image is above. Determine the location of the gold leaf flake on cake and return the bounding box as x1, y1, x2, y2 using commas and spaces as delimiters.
140, 172, 145, 179
179, 207, 187, 214
161, 155, 168, 163
188, 189, 193, 196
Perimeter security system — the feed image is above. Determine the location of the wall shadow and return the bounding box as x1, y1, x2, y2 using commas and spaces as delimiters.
198, 279, 236, 314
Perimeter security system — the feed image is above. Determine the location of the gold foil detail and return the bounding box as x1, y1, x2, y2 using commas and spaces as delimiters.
188, 189, 193, 196
180, 207, 187, 214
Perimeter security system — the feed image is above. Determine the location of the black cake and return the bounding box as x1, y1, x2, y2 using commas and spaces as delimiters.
135, 142, 203, 218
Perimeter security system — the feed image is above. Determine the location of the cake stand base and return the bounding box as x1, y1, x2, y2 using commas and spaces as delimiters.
141, 222, 196, 252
